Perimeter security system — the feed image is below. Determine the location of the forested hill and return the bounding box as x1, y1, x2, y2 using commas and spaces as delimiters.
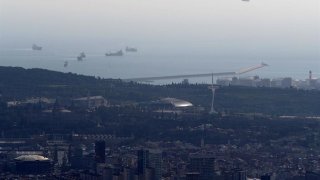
0, 66, 320, 116
0, 66, 122, 99
0, 66, 104, 86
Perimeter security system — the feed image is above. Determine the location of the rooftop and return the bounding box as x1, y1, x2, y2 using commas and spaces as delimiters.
160, 98, 193, 108
15, 155, 49, 162
73, 96, 105, 101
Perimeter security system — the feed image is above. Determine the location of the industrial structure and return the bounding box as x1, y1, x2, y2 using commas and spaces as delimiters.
125, 63, 268, 82
208, 74, 219, 114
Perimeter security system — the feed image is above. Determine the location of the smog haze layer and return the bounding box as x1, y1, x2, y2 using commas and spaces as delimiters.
0, 0, 319, 80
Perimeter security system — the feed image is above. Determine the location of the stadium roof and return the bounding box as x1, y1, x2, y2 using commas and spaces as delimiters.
160, 98, 193, 108
15, 155, 49, 161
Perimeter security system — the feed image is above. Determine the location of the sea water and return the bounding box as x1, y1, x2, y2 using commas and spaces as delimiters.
0, 45, 318, 84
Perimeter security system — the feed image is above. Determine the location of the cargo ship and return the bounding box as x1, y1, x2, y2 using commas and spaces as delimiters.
105, 50, 123, 56
125, 46, 137, 52
77, 52, 86, 61
32, 44, 42, 51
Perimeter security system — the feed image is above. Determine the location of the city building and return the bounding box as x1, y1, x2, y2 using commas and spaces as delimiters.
137, 149, 149, 176
95, 141, 106, 163
186, 172, 201, 180
261, 174, 275, 180
305, 171, 320, 180
7, 97, 55, 108
148, 149, 162, 180
70, 145, 84, 169
14, 155, 52, 175
223, 168, 247, 180
73, 96, 108, 109
188, 154, 215, 180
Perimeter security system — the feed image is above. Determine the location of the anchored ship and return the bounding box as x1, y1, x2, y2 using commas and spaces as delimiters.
125, 46, 137, 52
32, 44, 42, 51
77, 52, 86, 61
105, 50, 123, 56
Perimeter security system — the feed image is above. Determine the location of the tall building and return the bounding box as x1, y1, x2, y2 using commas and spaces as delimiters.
95, 141, 106, 163
224, 168, 247, 180
186, 172, 201, 180
148, 150, 162, 180
102, 166, 113, 180
305, 171, 320, 180
145, 167, 155, 180
260, 174, 271, 180
137, 149, 162, 180
123, 167, 135, 180
70, 145, 83, 169
189, 154, 215, 180
137, 149, 149, 176
232, 168, 247, 180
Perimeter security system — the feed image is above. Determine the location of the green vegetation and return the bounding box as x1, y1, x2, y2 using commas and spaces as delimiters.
0, 66, 319, 116
0, 66, 319, 145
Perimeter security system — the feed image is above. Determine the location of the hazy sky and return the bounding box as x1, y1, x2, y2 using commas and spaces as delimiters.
0, 0, 319, 58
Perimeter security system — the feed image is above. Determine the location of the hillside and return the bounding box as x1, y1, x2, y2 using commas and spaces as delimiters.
0, 66, 319, 116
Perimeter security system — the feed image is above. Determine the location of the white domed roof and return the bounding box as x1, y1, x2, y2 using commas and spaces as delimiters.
15, 155, 49, 161
160, 98, 193, 108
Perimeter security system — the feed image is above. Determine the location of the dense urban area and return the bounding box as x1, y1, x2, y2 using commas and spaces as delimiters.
0, 67, 320, 180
